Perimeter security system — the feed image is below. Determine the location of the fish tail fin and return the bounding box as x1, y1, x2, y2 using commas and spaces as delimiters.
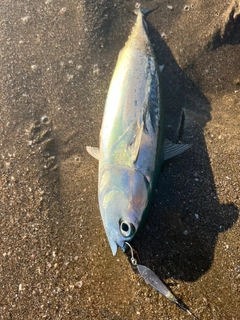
134, 2, 160, 16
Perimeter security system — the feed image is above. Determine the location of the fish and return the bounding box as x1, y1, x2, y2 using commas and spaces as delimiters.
87, 4, 190, 256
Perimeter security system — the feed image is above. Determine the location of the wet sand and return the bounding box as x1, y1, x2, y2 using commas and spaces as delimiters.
0, 0, 239, 319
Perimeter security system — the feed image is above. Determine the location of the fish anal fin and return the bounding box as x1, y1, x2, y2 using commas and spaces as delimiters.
164, 139, 191, 161
86, 146, 100, 160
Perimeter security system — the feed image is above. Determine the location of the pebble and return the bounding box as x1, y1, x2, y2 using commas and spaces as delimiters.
41, 116, 49, 123
93, 64, 100, 75
21, 16, 30, 23
161, 32, 167, 39
66, 74, 74, 81
75, 281, 83, 288
184, 4, 194, 11
31, 64, 38, 72
233, 78, 240, 85
76, 65, 82, 70
59, 7, 67, 15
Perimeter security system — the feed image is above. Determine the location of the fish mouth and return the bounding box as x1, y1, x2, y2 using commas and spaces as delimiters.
106, 229, 127, 256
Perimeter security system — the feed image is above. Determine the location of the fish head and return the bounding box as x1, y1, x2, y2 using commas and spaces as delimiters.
99, 166, 149, 256
101, 188, 138, 255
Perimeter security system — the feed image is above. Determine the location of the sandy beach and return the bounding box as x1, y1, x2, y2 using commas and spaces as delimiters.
0, 0, 239, 319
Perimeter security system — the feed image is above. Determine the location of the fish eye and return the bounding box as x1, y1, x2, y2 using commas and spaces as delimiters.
119, 220, 136, 238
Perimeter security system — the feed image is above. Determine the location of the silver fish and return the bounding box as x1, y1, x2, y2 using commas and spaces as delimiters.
87, 4, 190, 256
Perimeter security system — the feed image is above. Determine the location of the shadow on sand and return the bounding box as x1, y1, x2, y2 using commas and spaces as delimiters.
132, 23, 239, 282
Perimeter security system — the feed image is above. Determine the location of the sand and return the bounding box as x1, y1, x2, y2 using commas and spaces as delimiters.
0, 0, 239, 319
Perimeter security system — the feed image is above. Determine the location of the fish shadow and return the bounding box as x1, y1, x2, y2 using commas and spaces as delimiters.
132, 24, 239, 282
208, 6, 240, 49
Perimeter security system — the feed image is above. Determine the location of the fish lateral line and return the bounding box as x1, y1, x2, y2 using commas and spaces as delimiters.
125, 242, 199, 320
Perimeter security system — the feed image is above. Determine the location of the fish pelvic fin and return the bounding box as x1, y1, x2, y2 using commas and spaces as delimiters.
164, 139, 191, 161
86, 146, 100, 160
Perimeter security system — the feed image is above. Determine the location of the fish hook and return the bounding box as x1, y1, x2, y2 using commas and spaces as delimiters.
125, 241, 138, 266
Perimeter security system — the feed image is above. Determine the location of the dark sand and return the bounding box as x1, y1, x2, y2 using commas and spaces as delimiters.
0, 0, 239, 319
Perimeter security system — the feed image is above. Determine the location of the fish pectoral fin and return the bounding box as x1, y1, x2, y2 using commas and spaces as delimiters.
128, 122, 144, 163
164, 139, 191, 161
86, 146, 100, 160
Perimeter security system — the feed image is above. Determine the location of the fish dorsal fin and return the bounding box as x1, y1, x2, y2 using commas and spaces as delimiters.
164, 139, 191, 161
128, 122, 144, 163
86, 146, 99, 160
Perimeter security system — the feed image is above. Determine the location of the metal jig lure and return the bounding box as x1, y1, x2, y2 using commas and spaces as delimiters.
125, 242, 199, 320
